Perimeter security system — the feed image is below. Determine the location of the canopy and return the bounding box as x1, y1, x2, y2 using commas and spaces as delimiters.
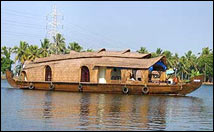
149, 61, 167, 72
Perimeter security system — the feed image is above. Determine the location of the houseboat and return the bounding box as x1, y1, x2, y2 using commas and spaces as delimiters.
6, 48, 203, 96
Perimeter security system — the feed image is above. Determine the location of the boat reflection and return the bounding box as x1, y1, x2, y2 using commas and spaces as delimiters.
19, 90, 204, 130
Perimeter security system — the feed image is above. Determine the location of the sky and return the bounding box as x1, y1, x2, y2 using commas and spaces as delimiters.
1, 1, 213, 57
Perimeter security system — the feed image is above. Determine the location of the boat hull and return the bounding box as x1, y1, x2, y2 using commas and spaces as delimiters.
5, 70, 203, 96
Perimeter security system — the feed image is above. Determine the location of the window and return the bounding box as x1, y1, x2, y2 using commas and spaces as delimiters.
45, 66, 52, 81
81, 66, 90, 82
21, 71, 27, 81
111, 68, 121, 80
130, 69, 142, 81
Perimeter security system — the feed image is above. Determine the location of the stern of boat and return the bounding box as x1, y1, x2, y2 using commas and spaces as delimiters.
5, 70, 19, 88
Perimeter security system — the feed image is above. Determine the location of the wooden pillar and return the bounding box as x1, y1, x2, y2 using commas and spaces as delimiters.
121, 69, 131, 83
160, 71, 166, 82
105, 68, 111, 83
141, 70, 149, 85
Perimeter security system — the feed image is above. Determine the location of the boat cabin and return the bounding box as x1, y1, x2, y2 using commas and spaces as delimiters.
21, 48, 167, 85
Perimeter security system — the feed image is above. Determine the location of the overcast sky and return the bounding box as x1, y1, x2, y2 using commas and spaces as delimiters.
1, 1, 213, 56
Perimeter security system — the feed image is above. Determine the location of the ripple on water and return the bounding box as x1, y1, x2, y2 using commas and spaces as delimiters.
1, 81, 213, 131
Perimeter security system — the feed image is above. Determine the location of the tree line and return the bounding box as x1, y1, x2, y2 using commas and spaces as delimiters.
1, 33, 213, 82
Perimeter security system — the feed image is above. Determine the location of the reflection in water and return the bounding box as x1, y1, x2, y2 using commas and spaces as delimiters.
43, 91, 53, 119
147, 96, 167, 130
79, 93, 90, 130
1, 84, 213, 131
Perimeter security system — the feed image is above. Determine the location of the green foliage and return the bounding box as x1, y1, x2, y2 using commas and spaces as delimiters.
2, 34, 212, 83
83, 49, 94, 52
13, 41, 29, 64
137, 47, 148, 54
26, 45, 41, 61
68, 42, 83, 52
50, 33, 67, 54
40, 38, 50, 57
197, 47, 213, 81
1, 46, 14, 73
137, 46, 213, 81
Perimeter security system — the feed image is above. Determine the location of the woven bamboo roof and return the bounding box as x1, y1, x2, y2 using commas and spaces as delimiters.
33, 49, 151, 63
88, 56, 166, 69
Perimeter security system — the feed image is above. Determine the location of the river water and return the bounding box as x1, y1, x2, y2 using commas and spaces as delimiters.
1, 79, 213, 131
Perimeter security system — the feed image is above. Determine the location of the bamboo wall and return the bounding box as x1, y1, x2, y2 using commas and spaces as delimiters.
23, 58, 149, 84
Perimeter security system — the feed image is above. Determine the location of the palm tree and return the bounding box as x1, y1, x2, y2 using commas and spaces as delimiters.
162, 50, 173, 68
183, 50, 199, 80
137, 47, 149, 54
151, 48, 163, 58
1, 46, 14, 73
85, 49, 94, 52
156, 48, 162, 56
178, 56, 191, 80
201, 47, 212, 55
13, 41, 29, 65
26, 45, 40, 61
198, 47, 213, 82
40, 38, 50, 57
51, 33, 66, 54
68, 42, 83, 52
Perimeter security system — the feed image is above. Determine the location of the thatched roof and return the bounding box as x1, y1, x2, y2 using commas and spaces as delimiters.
25, 55, 166, 70
88, 56, 166, 69
33, 49, 151, 63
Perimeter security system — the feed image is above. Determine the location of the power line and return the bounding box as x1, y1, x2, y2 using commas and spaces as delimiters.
2, 21, 44, 29
3, 8, 43, 17
2, 12, 45, 22
65, 24, 127, 50
2, 11, 42, 19
2, 30, 45, 38
2, 7, 135, 51
3, 19, 44, 26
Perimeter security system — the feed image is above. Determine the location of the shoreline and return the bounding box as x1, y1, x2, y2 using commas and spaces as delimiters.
202, 82, 213, 86
1, 75, 6, 80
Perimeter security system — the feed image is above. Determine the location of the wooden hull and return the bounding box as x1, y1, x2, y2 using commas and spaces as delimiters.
5, 70, 203, 96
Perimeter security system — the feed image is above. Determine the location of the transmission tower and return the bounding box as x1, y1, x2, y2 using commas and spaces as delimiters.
46, 5, 64, 42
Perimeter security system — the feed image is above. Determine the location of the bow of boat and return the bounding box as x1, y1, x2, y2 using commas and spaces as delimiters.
177, 75, 204, 96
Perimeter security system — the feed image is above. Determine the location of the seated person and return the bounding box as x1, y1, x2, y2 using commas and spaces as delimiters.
129, 73, 135, 81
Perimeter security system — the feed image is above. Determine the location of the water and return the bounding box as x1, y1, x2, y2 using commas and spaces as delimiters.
1, 79, 213, 131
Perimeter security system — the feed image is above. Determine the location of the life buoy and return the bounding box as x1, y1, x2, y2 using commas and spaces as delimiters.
29, 83, 34, 90
122, 86, 129, 94
142, 86, 149, 94
49, 82, 55, 90
78, 83, 83, 92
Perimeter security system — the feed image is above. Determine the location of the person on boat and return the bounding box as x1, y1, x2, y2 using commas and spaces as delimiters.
129, 73, 135, 81
173, 76, 178, 84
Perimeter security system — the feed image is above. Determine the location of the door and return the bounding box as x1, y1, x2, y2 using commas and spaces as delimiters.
81, 66, 90, 82
45, 66, 52, 81
98, 67, 106, 83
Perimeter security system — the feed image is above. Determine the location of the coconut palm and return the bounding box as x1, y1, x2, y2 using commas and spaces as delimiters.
1, 46, 14, 73
40, 38, 50, 57
198, 47, 213, 82
85, 49, 94, 52
151, 48, 163, 58
68, 42, 83, 52
137, 47, 149, 54
162, 50, 173, 68
13, 41, 29, 65
177, 56, 188, 80
51, 33, 66, 54
156, 48, 163, 56
26, 45, 40, 61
